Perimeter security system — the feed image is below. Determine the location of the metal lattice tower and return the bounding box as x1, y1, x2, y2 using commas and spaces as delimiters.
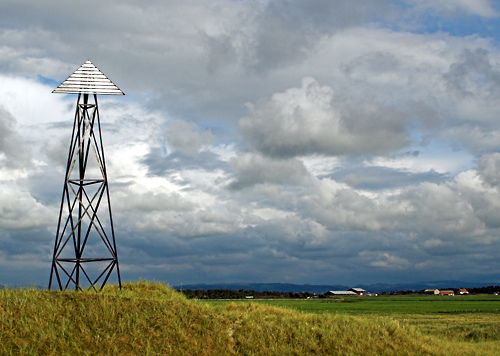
49, 61, 124, 291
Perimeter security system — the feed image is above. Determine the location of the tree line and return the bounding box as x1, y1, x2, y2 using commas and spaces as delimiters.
466, 286, 500, 294
179, 289, 315, 299
178, 286, 500, 299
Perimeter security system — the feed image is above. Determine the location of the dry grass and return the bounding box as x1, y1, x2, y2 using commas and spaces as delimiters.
1, 281, 498, 355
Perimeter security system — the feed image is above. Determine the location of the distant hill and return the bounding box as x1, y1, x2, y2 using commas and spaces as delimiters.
174, 283, 348, 294
174, 281, 500, 294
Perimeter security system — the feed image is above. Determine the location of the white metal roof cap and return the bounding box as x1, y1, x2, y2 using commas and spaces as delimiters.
52, 60, 124, 95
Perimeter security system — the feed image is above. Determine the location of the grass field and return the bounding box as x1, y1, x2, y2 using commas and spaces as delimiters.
207, 295, 500, 342
207, 294, 500, 314
1, 282, 500, 355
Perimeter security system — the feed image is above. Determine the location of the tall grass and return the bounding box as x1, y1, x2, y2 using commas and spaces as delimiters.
1, 281, 498, 355
209, 295, 500, 344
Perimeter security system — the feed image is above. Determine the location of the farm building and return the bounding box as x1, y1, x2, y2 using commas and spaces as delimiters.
424, 289, 439, 295
325, 291, 357, 296
324, 287, 367, 296
459, 288, 469, 295
349, 288, 366, 295
439, 290, 455, 296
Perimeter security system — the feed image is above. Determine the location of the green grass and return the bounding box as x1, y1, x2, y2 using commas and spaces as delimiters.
208, 295, 500, 343
208, 294, 500, 315
1, 282, 499, 355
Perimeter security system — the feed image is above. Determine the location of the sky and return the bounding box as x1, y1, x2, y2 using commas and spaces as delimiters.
1, 0, 500, 288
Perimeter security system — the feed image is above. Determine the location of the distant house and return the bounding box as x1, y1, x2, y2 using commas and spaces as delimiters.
439, 290, 455, 296
325, 291, 357, 296
348, 288, 366, 296
424, 289, 439, 295
459, 288, 469, 295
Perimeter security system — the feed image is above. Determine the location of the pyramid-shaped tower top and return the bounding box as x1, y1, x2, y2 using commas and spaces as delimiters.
53, 60, 124, 95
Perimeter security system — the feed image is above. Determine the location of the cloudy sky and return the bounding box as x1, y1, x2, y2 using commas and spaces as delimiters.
2, 0, 500, 288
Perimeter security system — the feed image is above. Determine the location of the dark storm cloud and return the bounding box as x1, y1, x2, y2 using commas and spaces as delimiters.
0, 228, 52, 255
328, 165, 449, 190
246, 0, 391, 72
408, 0, 500, 18
444, 48, 500, 99
142, 148, 229, 178
438, 48, 500, 154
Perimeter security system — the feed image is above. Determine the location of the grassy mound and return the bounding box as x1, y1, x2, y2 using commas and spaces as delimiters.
0, 282, 492, 355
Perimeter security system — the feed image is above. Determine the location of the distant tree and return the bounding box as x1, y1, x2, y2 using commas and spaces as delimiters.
468, 286, 500, 294
178, 289, 315, 299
